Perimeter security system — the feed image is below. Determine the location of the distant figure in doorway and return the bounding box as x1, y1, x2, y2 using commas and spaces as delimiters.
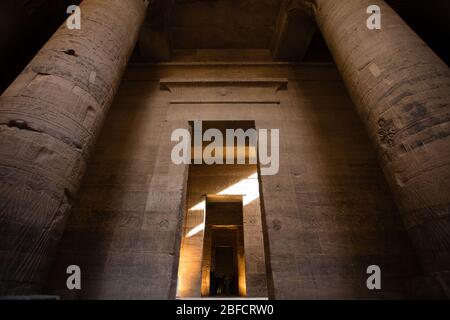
215, 274, 226, 295
212, 273, 239, 296
228, 273, 236, 295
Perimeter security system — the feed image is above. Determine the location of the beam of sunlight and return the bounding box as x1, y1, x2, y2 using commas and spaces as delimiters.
186, 223, 205, 238
190, 201, 206, 211
218, 173, 259, 206
185, 172, 259, 238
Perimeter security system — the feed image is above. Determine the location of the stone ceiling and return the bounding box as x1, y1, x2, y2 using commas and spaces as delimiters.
137, 0, 317, 62
2, 0, 448, 93
134, 0, 449, 63
171, 0, 282, 49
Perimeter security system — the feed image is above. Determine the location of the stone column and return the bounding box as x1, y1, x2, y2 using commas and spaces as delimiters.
0, 0, 148, 294
309, 0, 450, 289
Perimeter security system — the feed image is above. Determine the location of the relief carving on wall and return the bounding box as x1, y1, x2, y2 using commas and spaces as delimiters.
378, 118, 396, 147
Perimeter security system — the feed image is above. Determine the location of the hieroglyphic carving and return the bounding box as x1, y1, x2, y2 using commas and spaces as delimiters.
0, 0, 149, 294
313, 0, 450, 286
378, 118, 396, 147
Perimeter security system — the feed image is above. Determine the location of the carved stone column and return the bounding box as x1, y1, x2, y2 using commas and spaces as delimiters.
0, 0, 148, 294
309, 0, 450, 290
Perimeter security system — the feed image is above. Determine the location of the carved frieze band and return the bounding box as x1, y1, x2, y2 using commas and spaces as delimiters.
160, 78, 288, 105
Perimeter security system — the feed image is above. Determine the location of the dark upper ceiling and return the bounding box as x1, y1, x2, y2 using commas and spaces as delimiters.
171, 0, 282, 49
0, 0, 82, 93
134, 0, 450, 63
0, 0, 448, 92
137, 0, 316, 62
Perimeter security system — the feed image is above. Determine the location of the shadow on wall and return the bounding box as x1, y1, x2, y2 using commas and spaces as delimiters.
45, 81, 166, 299
264, 80, 423, 299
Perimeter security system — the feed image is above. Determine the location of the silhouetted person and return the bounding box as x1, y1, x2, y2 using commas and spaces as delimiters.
228, 273, 236, 295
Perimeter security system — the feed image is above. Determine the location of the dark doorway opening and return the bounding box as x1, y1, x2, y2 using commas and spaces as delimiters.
201, 195, 246, 297
210, 244, 238, 296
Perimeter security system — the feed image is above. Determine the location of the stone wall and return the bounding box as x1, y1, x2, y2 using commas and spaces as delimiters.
47, 62, 421, 299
